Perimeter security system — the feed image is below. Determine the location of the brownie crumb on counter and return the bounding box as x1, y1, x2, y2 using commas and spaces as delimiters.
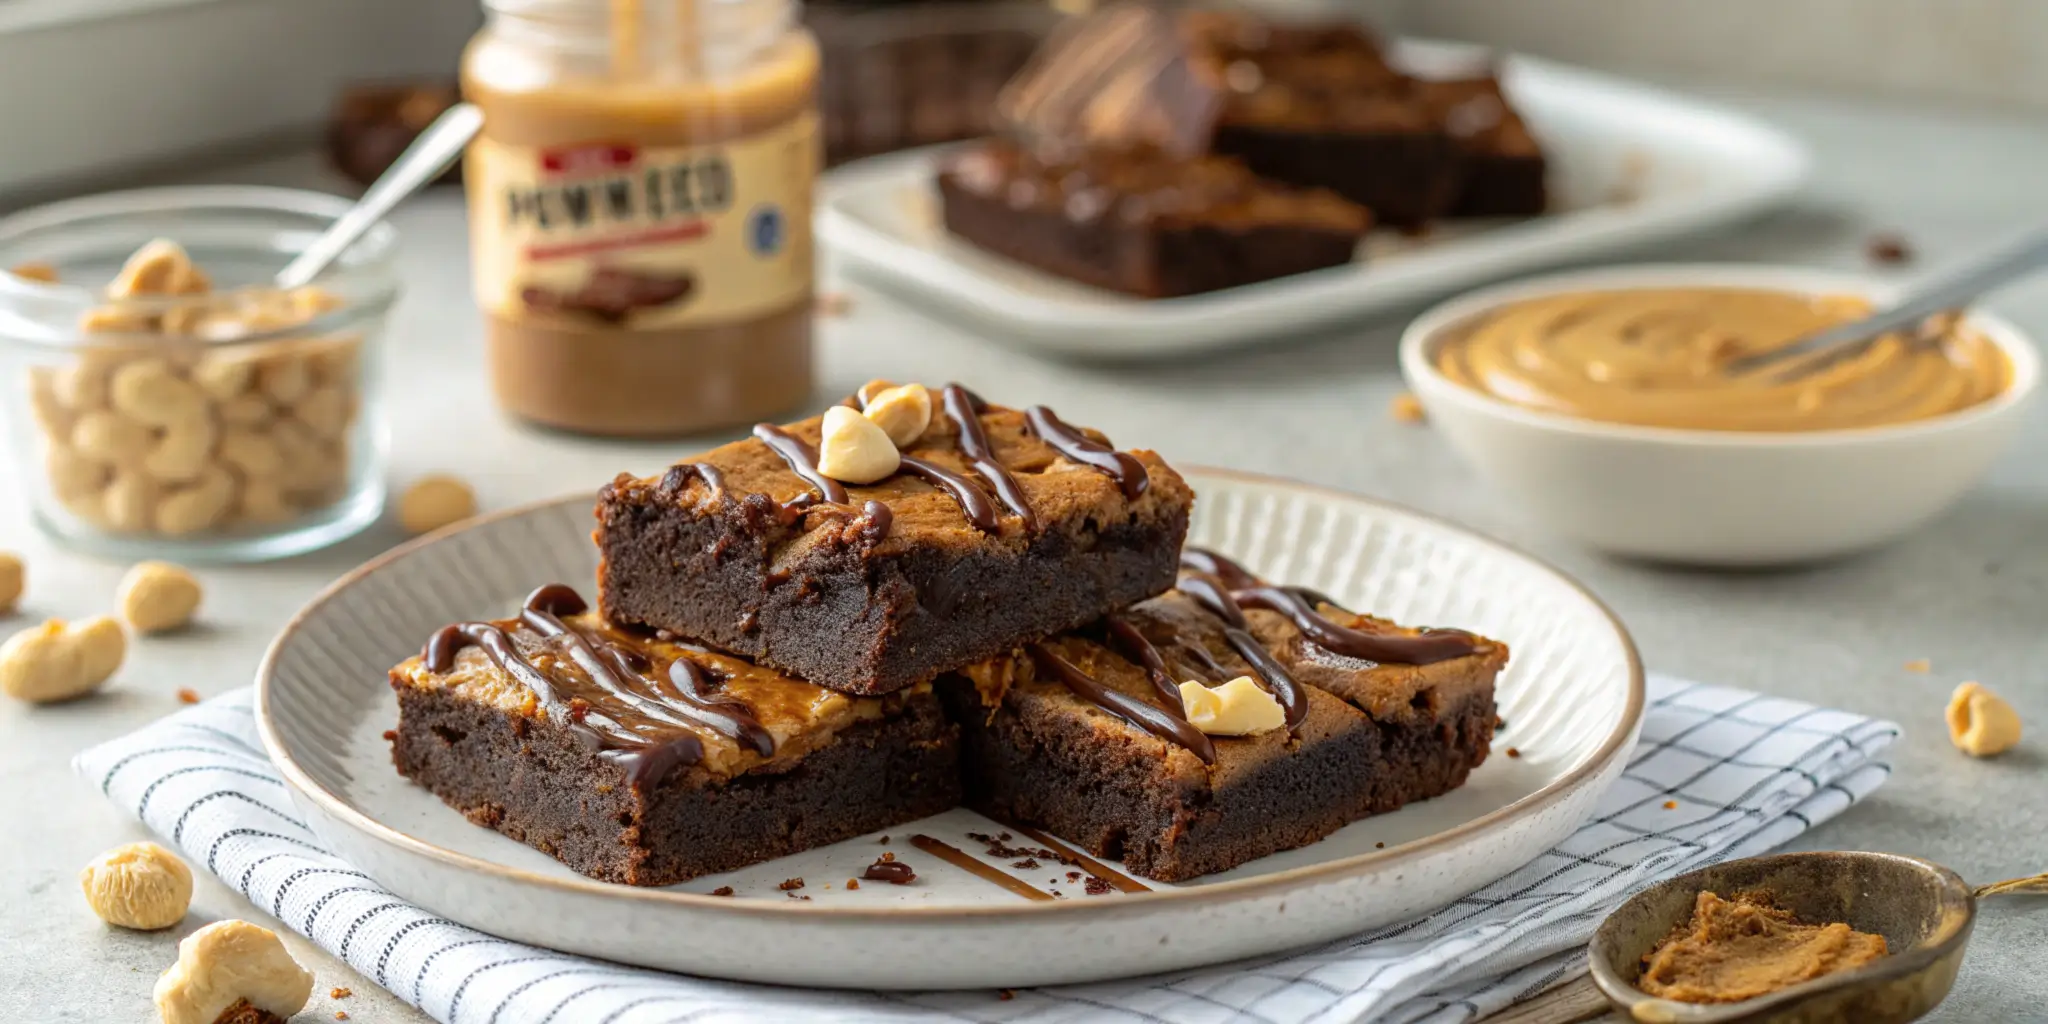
709, 886, 735, 897
1867, 232, 1914, 265
777, 878, 806, 891
864, 859, 917, 885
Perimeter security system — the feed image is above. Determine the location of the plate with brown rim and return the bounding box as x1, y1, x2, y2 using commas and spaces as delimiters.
255, 467, 1645, 989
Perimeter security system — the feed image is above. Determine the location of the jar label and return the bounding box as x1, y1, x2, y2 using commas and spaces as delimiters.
467, 115, 817, 328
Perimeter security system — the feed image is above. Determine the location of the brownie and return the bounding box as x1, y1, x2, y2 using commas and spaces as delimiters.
597, 385, 1194, 694
1414, 74, 1548, 218
1185, 13, 1464, 228
327, 81, 463, 189
389, 584, 960, 886
941, 549, 1507, 881
936, 139, 1369, 297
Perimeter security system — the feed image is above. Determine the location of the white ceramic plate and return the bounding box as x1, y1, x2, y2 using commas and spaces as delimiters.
257, 468, 1644, 989
819, 41, 1810, 360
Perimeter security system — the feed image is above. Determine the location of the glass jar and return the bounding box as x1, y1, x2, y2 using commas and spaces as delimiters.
0, 186, 398, 563
463, 0, 821, 438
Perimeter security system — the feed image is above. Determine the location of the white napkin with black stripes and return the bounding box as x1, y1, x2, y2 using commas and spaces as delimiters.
77, 674, 1898, 1024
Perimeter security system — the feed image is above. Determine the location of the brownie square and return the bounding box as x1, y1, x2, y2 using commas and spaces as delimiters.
942, 555, 1506, 881
1187, 13, 1465, 228
936, 139, 1369, 298
389, 585, 960, 886
596, 386, 1194, 694
1414, 74, 1548, 218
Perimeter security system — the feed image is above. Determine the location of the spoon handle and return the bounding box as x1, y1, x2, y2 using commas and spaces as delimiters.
274, 102, 485, 290
1729, 226, 2048, 375
1974, 871, 2048, 899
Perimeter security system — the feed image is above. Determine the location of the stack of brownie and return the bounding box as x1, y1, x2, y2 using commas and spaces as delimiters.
391, 384, 1507, 886
937, 9, 1549, 297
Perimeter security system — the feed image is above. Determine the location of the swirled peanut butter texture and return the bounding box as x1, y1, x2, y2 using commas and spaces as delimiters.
1434, 287, 2010, 431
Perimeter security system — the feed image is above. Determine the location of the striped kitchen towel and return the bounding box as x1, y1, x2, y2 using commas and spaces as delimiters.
77, 675, 1898, 1024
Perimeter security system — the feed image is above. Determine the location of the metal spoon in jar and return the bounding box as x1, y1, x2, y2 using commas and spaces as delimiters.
1725, 227, 2048, 379
272, 102, 484, 290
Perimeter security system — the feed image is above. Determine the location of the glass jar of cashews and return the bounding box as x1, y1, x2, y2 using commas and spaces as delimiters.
0, 187, 399, 561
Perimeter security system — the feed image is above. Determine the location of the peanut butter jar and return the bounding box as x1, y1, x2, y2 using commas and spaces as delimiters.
464, 0, 820, 437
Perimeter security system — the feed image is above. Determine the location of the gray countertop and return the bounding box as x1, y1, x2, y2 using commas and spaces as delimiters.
4, 83, 2043, 1023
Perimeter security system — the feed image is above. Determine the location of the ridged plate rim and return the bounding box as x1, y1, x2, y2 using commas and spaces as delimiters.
255, 465, 1646, 921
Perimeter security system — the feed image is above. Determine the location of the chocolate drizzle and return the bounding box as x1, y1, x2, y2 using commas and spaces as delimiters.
858, 499, 893, 542
418, 583, 781, 784
1175, 575, 1310, 731
940, 383, 1037, 529
1026, 642, 1217, 760
657, 462, 725, 501
753, 423, 847, 507
1102, 617, 1217, 764
1180, 548, 1482, 665
897, 455, 1001, 532
1024, 405, 1149, 500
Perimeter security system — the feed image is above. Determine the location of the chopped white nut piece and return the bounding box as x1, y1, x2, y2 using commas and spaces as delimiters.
1948, 682, 2022, 757
0, 553, 21, 615
863, 383, 933, 448
80, 841, 192, 930
816, 405, 901, 484
1178, 676, 1286, 736
119, 561, 203, 634
153, 920, 314, 1024
399, 475, 478, 535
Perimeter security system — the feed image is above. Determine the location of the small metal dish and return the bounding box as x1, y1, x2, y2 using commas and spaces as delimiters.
1588, 852, 1976, 1024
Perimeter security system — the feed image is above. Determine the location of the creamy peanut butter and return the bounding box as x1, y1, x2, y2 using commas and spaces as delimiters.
1434, 287, 2010, 432
463, 0, 819, 436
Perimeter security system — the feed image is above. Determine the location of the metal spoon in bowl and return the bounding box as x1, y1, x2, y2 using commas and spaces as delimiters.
272, 102, 484, 290
1725, 227, 2048, 380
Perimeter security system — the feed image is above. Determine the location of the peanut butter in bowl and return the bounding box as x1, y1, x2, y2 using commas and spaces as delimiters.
1432, 286, 2011, 433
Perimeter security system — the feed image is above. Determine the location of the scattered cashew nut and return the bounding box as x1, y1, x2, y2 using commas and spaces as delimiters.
817, 405, 901, 484
0, 616, 124, 703
864, 383, 933, 448
1947, 682, 2022, 757
398, 475, 478, 535
119, 561, 203, 634
0, 553, 21, 615
80, 841, 193, 930
153, 920, 314, 1024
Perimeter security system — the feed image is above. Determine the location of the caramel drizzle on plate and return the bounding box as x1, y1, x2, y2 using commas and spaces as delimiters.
1179, 549, 1482, 665
421, 584, 776, 783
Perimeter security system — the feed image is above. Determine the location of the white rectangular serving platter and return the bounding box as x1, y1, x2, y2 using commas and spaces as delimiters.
819, 40, 1811, 361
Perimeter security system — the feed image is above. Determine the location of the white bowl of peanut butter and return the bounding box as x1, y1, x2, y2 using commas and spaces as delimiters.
1401, 264, 2039, 565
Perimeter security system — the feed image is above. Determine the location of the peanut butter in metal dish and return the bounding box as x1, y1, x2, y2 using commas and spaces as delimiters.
463, 0, 820, 437
1435, 287, 2010, 432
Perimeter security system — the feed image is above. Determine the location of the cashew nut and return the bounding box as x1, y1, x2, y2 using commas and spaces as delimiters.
293, 385, 352, 437
398, 475, 478, 535
142, 416, 218, 484
863, 383, 933, 448
191, 352, 257, 400
816, 405, 901, 484
69, 411, 153, 466
216, 429, 284, 479
79, 841, 192, 930
1948, 682, 2023, 758
119, 561, 203, 634
102, 471, 158, 533
27, 367, 72, 436
216, 393, 273, 428
109, 238, 210, 297
235, 479, 299, 527
155, 468, 235, 536
153, 920, 313, 1024
0, 553, 21, 615
109, 360, 207, 426
45, 443, 111, 502
0, 616, 124, 702
257, 355, 313, 405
